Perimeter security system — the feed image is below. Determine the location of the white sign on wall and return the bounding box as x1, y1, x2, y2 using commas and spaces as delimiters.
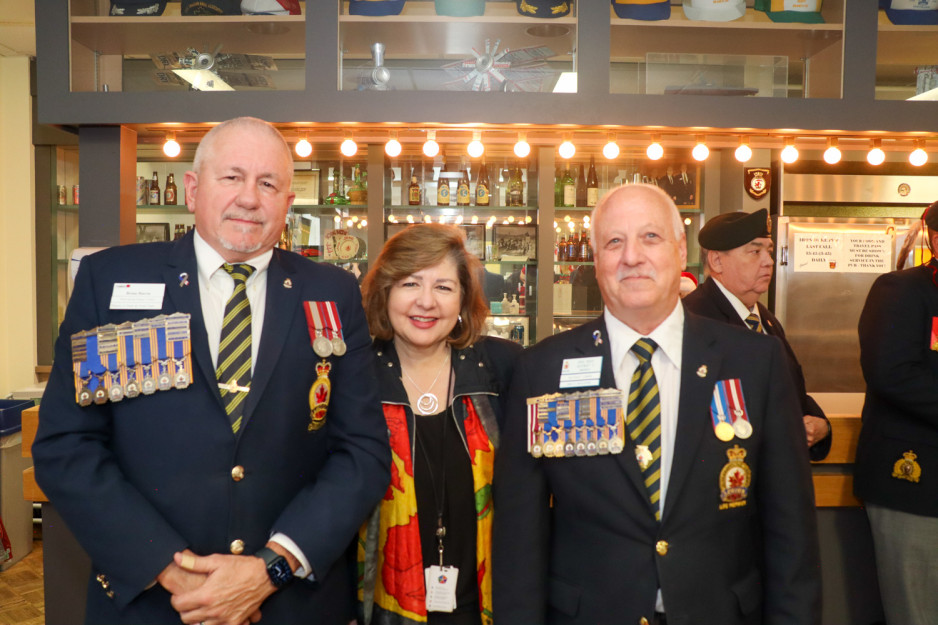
793, 232, 892, 274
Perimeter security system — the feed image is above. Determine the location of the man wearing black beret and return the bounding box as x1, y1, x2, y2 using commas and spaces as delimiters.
683, 208, 832, 460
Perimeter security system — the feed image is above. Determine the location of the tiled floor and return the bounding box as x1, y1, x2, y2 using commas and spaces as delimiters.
0, 541, 44, 625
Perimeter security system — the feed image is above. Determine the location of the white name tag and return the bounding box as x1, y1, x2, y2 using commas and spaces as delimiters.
109, 283, 165, 310
425, 565, 458, 612
559, 356, 603, 389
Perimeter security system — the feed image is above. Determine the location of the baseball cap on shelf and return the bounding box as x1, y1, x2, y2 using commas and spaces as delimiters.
437, 0, 485, 16
755, 0, 824, 23
109, 0, 166, 15
682, 0, 745, 21
611, 0, 670, 21
240, 0, 300, 14
517, 0, 571, 17
348, 0, 406, 16
181, 0, 240, 14
882, 0, 938, 25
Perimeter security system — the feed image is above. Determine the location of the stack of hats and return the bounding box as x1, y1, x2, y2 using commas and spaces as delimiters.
612, 0, 670, 20
755, 0, 824, 23
517, 0, 571, 17
880, 0, 938, 25
682, 0, 745, 21
698, 209, 772, 251
349, 0, 406, 16
109, 0, 166, 14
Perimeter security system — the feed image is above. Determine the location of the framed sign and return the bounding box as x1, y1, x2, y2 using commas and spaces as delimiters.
493, 224, 537, 261
459, 224, 486, 260
136, 223, 170, 243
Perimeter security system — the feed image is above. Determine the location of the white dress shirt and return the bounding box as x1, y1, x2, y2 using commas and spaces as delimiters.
192, 230, 311, 579
605, 301, 684, 614
713, 278, 762, 327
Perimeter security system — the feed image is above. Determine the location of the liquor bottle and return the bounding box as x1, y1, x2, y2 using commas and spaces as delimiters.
348, 164, 366, 204
554, 165, 563, 207
456, 165, 471, 206
585, 230, 594, 262
557, 233, 567, 262
437, 158, 451, 206
149, 171, 161, 205
164, 173, 177, 205
408, 169, 422, 205
579, 229, 590, 262
475, 160, 490, 206
566, 229, 578, 261
173, 224, 184, 240
586, 156, 599, 207
562, 166, 576, 207
575, 163, 587, 207
507, 164, 524, 207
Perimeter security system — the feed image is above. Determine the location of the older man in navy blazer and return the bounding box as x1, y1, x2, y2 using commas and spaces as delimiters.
33, 117, 390, 625
493, 184, 820, 625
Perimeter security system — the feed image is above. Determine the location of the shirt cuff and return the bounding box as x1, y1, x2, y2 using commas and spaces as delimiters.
268, 533, 313, 580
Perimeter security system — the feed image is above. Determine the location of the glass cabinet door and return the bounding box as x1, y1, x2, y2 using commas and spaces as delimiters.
338, 0, 576, 93
876, 4, 938, 100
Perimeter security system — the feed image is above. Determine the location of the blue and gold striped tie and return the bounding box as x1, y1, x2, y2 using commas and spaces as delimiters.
627, 338, 662, 521
217, 263, 255, 434
745, 312, 764, 334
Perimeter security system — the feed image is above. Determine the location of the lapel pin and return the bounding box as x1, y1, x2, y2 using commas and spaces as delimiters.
697, 365, 708, 378
178, 272, 189, 287
283, 278, 293, 289
592, 330, 603, 346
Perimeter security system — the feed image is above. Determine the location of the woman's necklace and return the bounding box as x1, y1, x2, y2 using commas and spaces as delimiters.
401, 355, 450, 415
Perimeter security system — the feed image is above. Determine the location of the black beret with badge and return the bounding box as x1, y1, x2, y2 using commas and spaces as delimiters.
698, 208, 771, 251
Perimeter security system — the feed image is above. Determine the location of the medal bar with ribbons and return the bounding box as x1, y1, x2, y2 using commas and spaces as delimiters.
723, 378, 752, 439
527, 389, 625, 459
118, 322, 141, 399
134, 318, 157, 395
71, 330, 91, 406
97, 324, 123, 403
303, 301, 346, 431
165, 313, 192, 390
84, 331, 108, 405
150, 315, 172, 392
710, 384, 736, 442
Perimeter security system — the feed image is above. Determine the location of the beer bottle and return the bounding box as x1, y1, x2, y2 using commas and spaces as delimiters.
562, 166, 576, 207
164, 173, 177, 205
149, 171, 161, 205
575, 163, 587, 208
586, 156, 599, 207
475, 160, 490, 206
507, 164, 524, 207
408, 168, 422, 205
456, 165, 471, 206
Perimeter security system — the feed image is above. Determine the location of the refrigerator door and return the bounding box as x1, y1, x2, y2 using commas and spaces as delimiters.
775, 218, 915, 393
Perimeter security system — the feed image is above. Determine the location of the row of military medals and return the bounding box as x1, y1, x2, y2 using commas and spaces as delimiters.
71, 313, 192, 406
303, 301, 345, 431
710, 379, 752, 442
526, 389, 626, 458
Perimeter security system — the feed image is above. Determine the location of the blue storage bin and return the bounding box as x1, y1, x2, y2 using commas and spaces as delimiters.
0, 400, 34, 437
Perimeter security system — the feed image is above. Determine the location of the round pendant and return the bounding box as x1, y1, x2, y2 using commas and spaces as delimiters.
142, 377, 156, 395
715, 421, 736, 442
125, 381, 140, 399
609, 438, 624, 454
313, 335, 333, 358
531, 444, 543, 458
331, 337, 347, 357
733, 418, 753, 439
416, 392, 439, 415
174, 370, 190, 390
108, 385, 124, 403
157, 373, 172, 392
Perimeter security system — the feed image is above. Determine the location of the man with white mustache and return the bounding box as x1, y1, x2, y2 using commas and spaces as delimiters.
494, 184, 820, 625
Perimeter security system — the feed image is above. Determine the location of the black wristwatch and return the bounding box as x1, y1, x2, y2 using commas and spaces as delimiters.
255, 547, 294, 589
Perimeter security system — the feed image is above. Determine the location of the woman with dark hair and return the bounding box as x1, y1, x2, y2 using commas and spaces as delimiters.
357, 223, 521, 625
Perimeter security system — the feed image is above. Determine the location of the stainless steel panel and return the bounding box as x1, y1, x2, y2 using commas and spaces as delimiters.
784, 174, 938, 204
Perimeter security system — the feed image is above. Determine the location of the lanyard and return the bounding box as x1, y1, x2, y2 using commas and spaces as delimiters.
414, 362, 454, 568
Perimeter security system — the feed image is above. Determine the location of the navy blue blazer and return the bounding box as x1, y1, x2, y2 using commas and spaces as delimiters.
33, 232, 391, 624
493, 312, 820, 625
855, 263, 938, 518
683, 277, 832, 461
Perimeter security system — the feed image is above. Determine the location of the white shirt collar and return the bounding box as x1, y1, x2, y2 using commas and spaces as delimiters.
192, 229, 273, 284
604, 300, 684, 373
713, 277, 759, 324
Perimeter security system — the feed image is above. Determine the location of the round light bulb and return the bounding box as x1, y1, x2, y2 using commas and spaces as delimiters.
734, 144, 753, 163
603, 141, 620, 160
692, 142, 709, 161
514, 140, 531, 158
385, 138, 402, 158
468, 140, 485, 158
823, 146, 841, 164
558, 140, 576, 160
910, 147, 928, 167
423, 139, 440, 158
340, 138, 358, 157
781, 144, 799, 164
163, 139, 181, 158
295, 138, 312, 158
646, 142, 664, 161
867, 147, 885, 166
